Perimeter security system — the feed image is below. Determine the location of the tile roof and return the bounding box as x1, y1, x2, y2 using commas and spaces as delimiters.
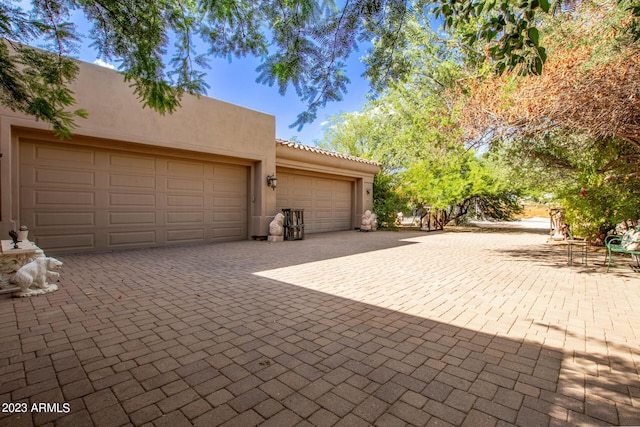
276, 139, 380, 166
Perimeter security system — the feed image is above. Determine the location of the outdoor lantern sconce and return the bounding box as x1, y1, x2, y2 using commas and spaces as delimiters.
267, 174, 278, 189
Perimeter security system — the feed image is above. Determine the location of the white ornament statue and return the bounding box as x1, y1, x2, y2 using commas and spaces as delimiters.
268, 213, 285, 242
361, 210, 373, 231
10, 257, 63, 297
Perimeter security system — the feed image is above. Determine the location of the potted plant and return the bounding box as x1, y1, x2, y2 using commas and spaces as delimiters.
18, 225, 29, 242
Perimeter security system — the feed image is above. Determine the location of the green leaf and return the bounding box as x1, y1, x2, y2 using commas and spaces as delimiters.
539, 0, 551, 13
74, 109, 89, 119
534, 57, 543, 74
537, 46, 547, 62
528, 27, 539, 46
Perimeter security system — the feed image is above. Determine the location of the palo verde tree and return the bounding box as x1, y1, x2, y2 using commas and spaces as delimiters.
2, 0, 618, 137
401, 146, 523, 227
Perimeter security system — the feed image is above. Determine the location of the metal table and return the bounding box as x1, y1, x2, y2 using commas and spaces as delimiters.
567, 240, 588, 266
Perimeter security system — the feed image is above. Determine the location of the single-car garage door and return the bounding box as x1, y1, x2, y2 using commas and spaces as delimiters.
276, 171, 353, 233
20, 139, 248, 253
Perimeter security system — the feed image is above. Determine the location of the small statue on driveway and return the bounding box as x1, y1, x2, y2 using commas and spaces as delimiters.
11, 257, 63, 297
268, 213, 285, 242
361, 210, 373, 231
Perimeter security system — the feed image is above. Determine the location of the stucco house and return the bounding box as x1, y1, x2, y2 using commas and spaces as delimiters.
0, 59, 379, 254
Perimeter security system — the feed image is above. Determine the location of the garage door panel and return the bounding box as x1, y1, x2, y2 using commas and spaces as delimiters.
215, 165, 245, 177
109, 212, 156, 225
314, 220, 335, 233
214, 180, 247, 193
35, 168, 95, 186
109, 153, 155, 171
213, 211, 244, 222
35, 145, 95, 165
166, 212, 204, 224
20, 139, 248, 253
213, 197, 244, 208
167, 177, 205, 191
36, 212, 96, 227
315, 199, 333, 209
37, 233, 95, 251
212, 227, 245, 239
109, 230, 157, 246
315, 194, 333, 203
110, 193, 156, 207
36, 190, 95, 206
295, 200, 313, 210
110, 174, 155, 189
293, 177, 312, 192
293, 188, 312, 198
166, 194, 204, 207
168, 160, 205, 176
335, 217, 351, 228
166, 229, 204, 242
316, 212, 336, 220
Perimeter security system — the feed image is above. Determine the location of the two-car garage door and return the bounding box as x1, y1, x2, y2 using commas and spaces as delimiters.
276, 171, 353, 233
20, 139, 248, 253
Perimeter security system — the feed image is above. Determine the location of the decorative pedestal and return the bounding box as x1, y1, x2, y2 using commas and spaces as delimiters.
282, 209, 305, 241
0, 240, 61, 297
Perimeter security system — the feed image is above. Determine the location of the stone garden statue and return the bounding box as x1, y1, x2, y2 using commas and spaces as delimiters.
11, 257, 63, 297
268, 212, 285, 242
361, 210, 373, 231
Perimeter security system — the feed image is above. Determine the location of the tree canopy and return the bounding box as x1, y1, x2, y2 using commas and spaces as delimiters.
321, 0, 640, 237
457, 0, 640, 239
461, 0, 640, 148
320, 14, 523, 227
1, 0, 596, 136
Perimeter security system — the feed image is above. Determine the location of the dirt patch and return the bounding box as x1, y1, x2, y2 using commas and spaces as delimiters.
518, 203, 550, 219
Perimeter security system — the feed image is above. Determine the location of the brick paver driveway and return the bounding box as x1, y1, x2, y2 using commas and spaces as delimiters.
1, 225, 639, 426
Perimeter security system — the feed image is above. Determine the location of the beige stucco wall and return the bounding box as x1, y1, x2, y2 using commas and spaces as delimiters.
0, 59, 277, 238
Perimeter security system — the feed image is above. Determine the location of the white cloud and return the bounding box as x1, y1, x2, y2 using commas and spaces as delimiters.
93, 58, 115, 69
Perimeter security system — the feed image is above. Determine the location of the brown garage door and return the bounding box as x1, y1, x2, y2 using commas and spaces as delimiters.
20, 139, 248, 253
276, 172, 353, 233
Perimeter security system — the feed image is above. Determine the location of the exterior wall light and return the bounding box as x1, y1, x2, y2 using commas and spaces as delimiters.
267, 174, 278, 189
